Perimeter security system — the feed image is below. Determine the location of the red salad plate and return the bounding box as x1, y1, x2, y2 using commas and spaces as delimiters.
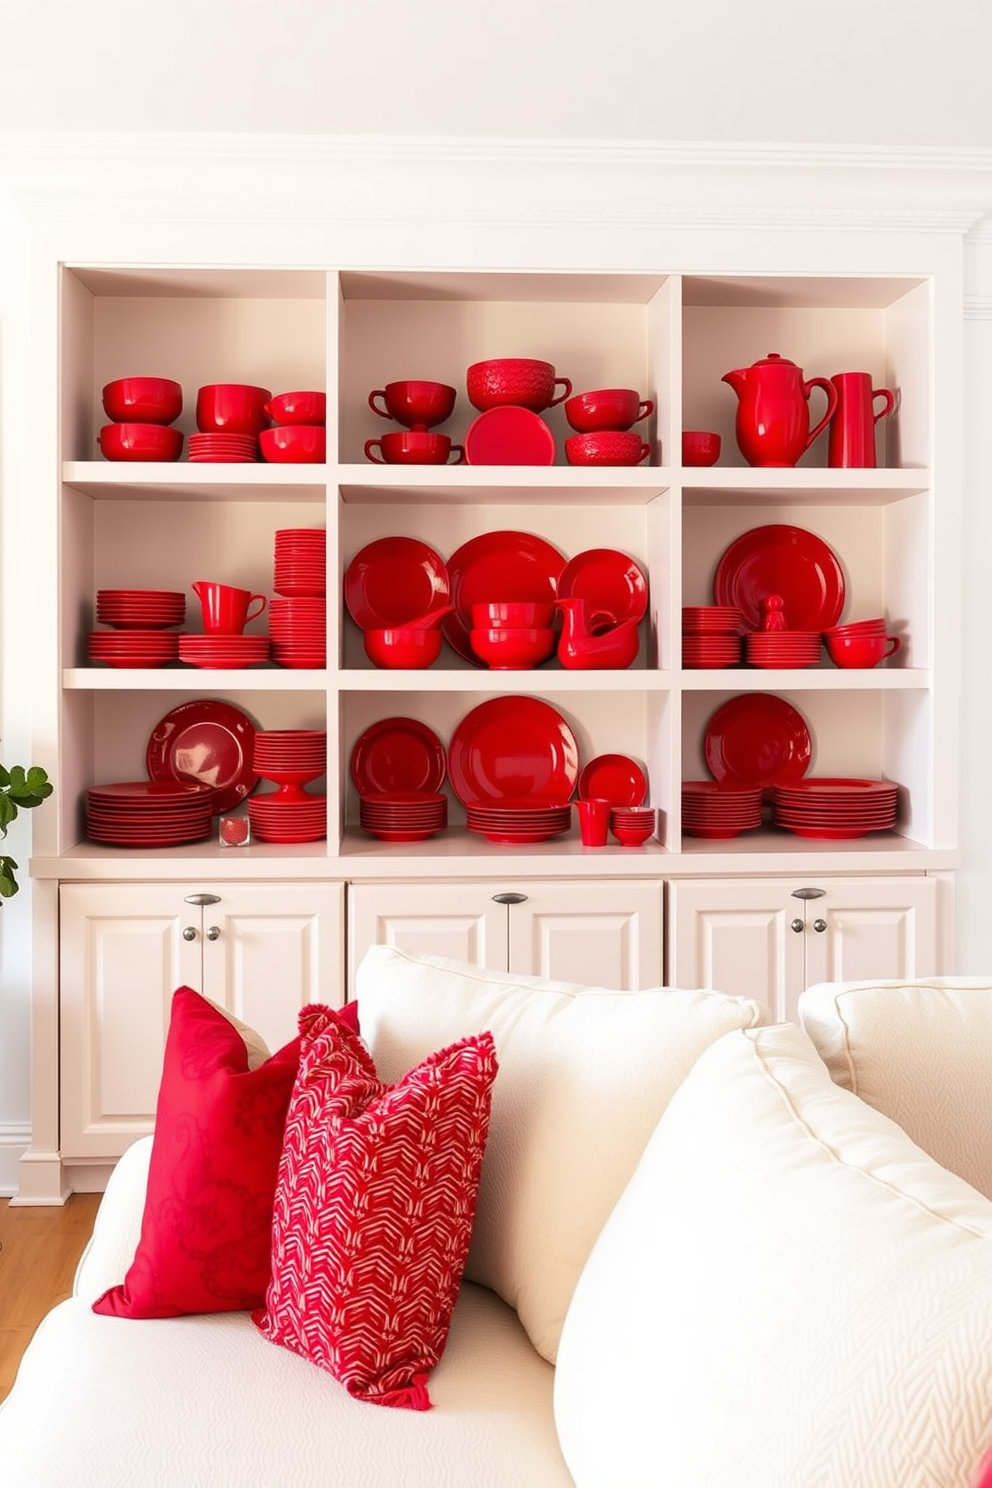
344, 536, 449, 630
350, 717, 447, 796
447, 696, 579, 806
713, 524, 846, 632
557, 549, 648, 629
443, 530, 567, 663
464, 407, 556, 466
703, 694, 812, 791
145, 700, 259, 814
577, 753, 648, 807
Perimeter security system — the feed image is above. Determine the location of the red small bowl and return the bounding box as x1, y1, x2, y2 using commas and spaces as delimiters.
364, 431, 464, 465
368, 380, 457, 429
196, 383, 271, 435
98, 423, 184, 462
363, 628, 443, 669
565, 431, 651, 466
611, 823, 655, 846
467, 359, 572, 413
468, 627, 556, 669
470, 601, 556, 629
259, 425, 326, 464
102, 377, 183, 425
564, 388, 654, 433
682, 430, 721, 467
265, 390, 326, 426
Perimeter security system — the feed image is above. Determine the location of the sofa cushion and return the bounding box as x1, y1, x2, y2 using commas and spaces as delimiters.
554, 1021, 992, 1488
254, 1008, 497, 1409
355, 943, 767, 1364
800, 977, 992, 1201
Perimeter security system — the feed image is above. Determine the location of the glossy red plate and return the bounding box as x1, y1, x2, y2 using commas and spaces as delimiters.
447, 696, 578, 806
443, 530, 567, 663
713, 524, 846, 631
464, 407, 556, 466
703, 694, 812, 790
145, 700, 259, 814
577, 753, 648, 807
557, 549, 648, 629
344, 536, 449, 629
350, 717, 446, 796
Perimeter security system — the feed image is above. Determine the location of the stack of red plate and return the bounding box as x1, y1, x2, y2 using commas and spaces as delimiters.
85, 781, 214, 846
96, 589, 186, 628
359, 790, 448, 842
681, 781, 764, 839
187, 432, 259, 463
252, 729, 326, 794
682, 605, 744, 668
88, 629, 179, 667
178, 634, 271, 669
770, 778, 900, 840
465, 797, 572, 844
269, 597, 326, 668
274, 528, 326, 598
682, 605, 744, 633
247, 792, 327, 843
743, 630, 822, 668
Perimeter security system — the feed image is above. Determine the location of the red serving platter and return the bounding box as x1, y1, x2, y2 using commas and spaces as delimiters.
350, 717, 446, 796
577, 754, 648, 807
447, 696, 578, 806
557, 548, 648, 629
713, 524, 846, 632
344, 536, 449, 629
703, 694, 812, 790
464, 406, 557, 466
443, 529, 567, 663
145, 700, 259, 814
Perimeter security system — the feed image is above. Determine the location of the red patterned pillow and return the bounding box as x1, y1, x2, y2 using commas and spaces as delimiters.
254, 1012, 497, 1410
92, 988, 344, 1319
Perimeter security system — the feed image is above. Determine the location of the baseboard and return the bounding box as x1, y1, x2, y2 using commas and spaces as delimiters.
0, 1122, 30, 1197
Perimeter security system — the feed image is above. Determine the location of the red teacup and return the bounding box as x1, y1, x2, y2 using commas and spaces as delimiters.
825, 633, 901, 668
565, 431, 652, 467
682, 430, 722, 466
364, 432, 465, 465
264, 390, 326, 426
367, 381, 456, 429
564, 388, 654, 432
193, 580, 267, 635
466, 359, 572, 413
195, 383, 271, 435
259, 425, 326, 463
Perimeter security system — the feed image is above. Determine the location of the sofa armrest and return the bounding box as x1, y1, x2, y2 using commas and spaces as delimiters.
72, 1135, 152, 1303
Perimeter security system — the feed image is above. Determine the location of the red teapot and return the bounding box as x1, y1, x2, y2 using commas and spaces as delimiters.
722, 352, 838, 468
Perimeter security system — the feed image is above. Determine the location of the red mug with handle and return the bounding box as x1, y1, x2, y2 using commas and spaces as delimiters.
193, 581, 267, 635
828, 372, 896, 468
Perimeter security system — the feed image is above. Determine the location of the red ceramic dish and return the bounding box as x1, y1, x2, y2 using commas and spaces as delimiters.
466, 359, 571, 413
368, 381, 456, 429
681, 431, 722, 466
468, 627, 556, 669
98, 423, 183, 462
713, 524, 846, 632
102, 377, 182, 425
344, 536, 450, 630
703, 694, 812, 791
264, 390, 326, 426
464, 407, 556, 466
470, 601, 556, 629
578, 754, 648, 807
362, 628, 444, 669
364, 431, 464, 465
564, 388, 654, 433
145, 700, 259, 814
447, 696, 579, 806
259, 426, 326, 463
195, 383, 271, 435
564, 432, 651, 467
350, 718, 447, 796
557, 548, 649, 629
443, 529, 566, 663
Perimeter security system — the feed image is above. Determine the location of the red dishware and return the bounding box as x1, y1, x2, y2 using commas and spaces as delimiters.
578, 754, 647, 808
98, 423, 183, 462
681, 431, 721, 467
443, 529, 566, 663
468, 626, 556, 669
364, 431, 464, 465
575, 798, 610, 846
610, 815, 655, 846
447, 696, 579, 806
827, 372, 896, 469
344, 536, 449, 630
177, 636, 270, 669
102, 377, 182, 425
466, 359, 571, 413
713, 524, 846, 632
367, 380, 457, 429
471, 601, 555, 629
703, 694, 812, 791
350, 718, 446, 796
192, 581, 267, 635
187, 432, 259, 462
564, 431, 651, 467
825, 633, 901, 668
823, 617, 888, 637
722, 352, 838, 467
563, 388, 654, 433
556, 599, 640, 670
743, 631, 822, 668
87, 631, 179, 667
195, 383, 271, 435
96, 589, 186, 628
259, 425, 326, 463
557, 548, 648, 630
264, 390, 326, 426
681, 781, 764, 840
362, 627, 444, 669
681, 605, 745, 634
682, 635, 742, 668
463, 407, 556, 466
145, 699, 259, 814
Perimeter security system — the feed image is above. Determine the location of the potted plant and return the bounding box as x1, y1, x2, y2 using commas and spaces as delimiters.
0, 764, 53, 900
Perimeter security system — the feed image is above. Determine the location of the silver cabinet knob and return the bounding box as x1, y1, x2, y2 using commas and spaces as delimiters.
813, 918, 827, 933
790, 917, 805, 933
206, 925, 221, 941
182, 926, 197, 942
491, 892, 528, 905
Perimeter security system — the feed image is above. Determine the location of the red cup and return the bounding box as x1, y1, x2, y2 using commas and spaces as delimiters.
259, 425, 326, 463
577, 797, 610, 846
466, 359, 572, 413
564, 431, 652, 466
367, 380, 456, 429
195, 383, 271, 434
682, 430, 722, 466
364, 431, 464, 465
264, 390, 326, 426
825, 633, 901, 668
102, 377, 183, 425
564, 388, 654, 432
827, 372, 896, 469
193, 580, 267, 635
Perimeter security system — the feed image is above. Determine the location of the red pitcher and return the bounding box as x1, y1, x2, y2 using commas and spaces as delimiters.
722, 352, 838, 468
827, 371, 896, 468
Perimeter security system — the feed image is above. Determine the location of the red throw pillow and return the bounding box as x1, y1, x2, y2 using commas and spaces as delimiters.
254, 1011, 497, 1410
92, 988, 343, 1319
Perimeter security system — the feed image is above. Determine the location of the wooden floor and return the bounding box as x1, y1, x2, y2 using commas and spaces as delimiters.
0, 1192, 101, 1402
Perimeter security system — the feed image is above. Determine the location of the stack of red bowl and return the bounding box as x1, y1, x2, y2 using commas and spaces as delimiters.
563, 387, 654, 467
274, 528, 326, 598
681, 605, 744, 668
468, 601, 556, 669
365, 380, 460, 465
681, 781, 763, 839
268, 598, 326, 668
465, 797, 572, 844
260, 390, 326, 464
98, 378, 184, 462
85, 780, 214, 847
248, 730, 327, 842
822, 616, 900, 668
190, 382, 270, 462
358, 790, 448, 842
609, 805, 657, 845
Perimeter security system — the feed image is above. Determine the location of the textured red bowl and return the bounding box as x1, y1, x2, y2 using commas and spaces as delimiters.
102, 377, 183, 425
468, 627, 557, 668
98, 422, 184, 461
362, 628, 444, 669
466, 358, 572, 413
265, 390, 326, 426
259, 425, 326, 463
565, 431, 652, 466
564, 388, 654, 433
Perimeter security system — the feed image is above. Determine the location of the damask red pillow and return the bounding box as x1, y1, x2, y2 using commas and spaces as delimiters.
92, 988, 345, 1319
253, 1011, 497, 1410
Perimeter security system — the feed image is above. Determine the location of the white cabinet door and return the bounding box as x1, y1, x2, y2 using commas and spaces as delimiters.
802, 877, 938, 989
507, 879, 664, 989
347, 882, 510, 993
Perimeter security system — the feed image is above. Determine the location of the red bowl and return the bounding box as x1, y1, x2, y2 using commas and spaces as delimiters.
195, 383, 271, 434
265, 390, 326, 426
364, 431, 463, 465
98, 422, 183, 462
466, 359, 572, 413
102, 377, 182, 425
565, 431, 652, 466
470, 601, 556, 629
368, 380, 456, 429
611, 823, 655, 846
259, 425, 326, 464
564, 388, 654, 433
468, 627, 556, 669
362, 628, 444, 669
682, 430, 722, 467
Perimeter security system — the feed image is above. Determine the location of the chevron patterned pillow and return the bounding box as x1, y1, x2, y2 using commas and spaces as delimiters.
254, 1006, 498, 1410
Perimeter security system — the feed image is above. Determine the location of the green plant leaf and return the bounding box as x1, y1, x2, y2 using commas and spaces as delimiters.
0, 796, 15, 838
0, 855, 19, 899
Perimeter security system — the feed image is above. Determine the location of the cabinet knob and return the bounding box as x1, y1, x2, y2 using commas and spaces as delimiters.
182, 926, 197, 942
491, 892, 528, 906
184, 893, 222, 907
206, 925, 221, 941
790, 887, 826, 901
790, 917, 805, 934
813, 918, 827, 933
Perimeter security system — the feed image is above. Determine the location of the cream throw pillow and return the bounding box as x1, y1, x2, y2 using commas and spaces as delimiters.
554, 1022, 992, 1488
355, 944, 767, 1364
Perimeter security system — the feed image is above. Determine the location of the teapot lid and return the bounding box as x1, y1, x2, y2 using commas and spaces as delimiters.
752, 352, 797, 368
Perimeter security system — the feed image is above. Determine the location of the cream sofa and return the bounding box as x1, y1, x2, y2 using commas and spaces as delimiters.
3, 955, 992, 1488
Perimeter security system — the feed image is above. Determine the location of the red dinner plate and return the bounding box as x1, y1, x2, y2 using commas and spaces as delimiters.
557, 549, 648, 629
344, 536, 449, 629
447, 696, 578, 806
464, 406, 557, 466
713, 524, 846, 631
350, 718, 446, 796
443, 530, 567, 663
145, 700, 259, 814
578, 753, 648, 807
703, 694, 812, 790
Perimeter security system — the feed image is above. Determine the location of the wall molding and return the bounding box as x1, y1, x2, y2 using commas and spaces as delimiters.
0, 1121, 30, 1197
